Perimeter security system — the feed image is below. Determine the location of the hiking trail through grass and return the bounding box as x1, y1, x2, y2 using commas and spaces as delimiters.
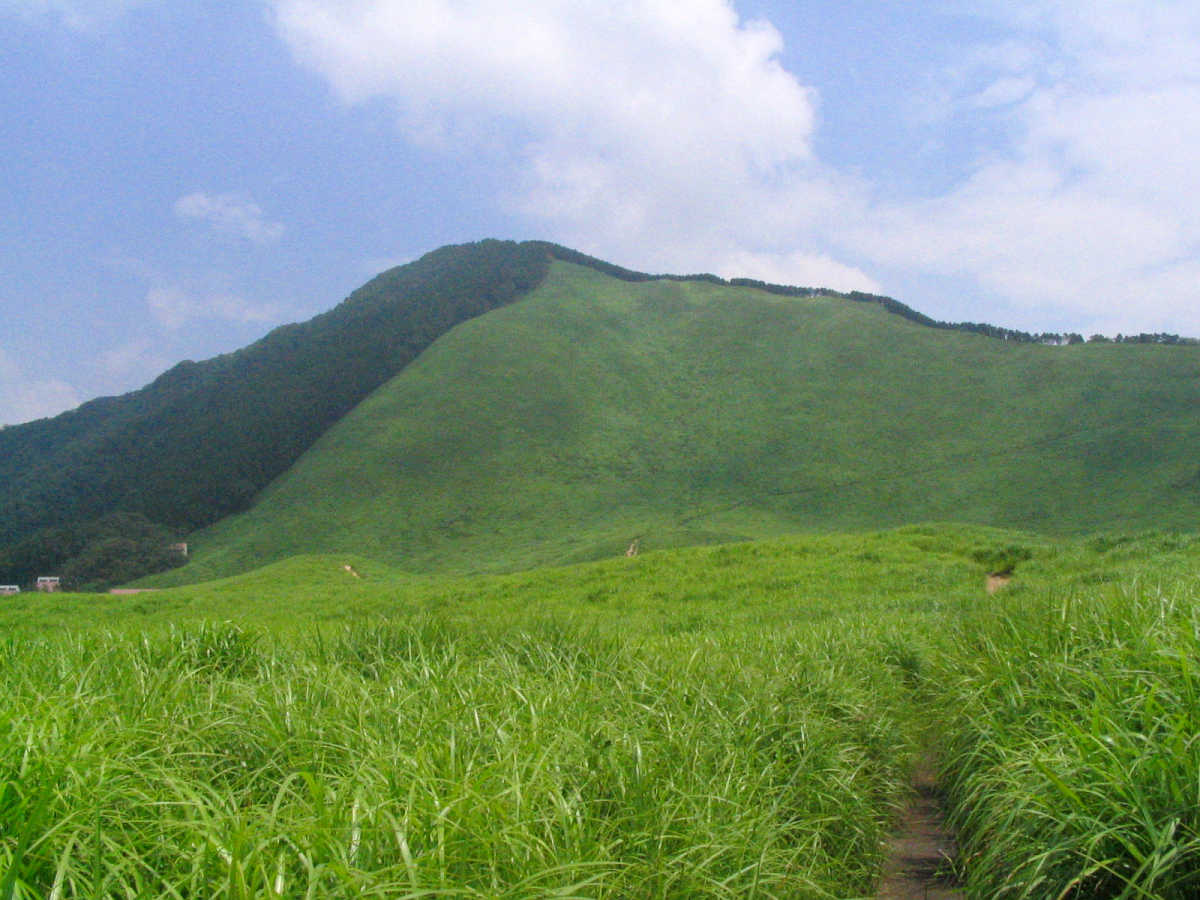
876, 754, 963, 900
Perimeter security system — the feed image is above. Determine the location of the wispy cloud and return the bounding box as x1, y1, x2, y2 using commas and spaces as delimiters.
174, 192, 285, 244
147, 284, 281, 330
361, 255, 413, 276
96, 339, 170, 383
0, 0, 150, 30
0, 348, 81, 426
845, 0, 1200, 333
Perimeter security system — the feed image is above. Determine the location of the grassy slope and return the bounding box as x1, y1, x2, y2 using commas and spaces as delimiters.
14, 525, 1199, 638
7, 527, 1200, 896
2, 526, 1002, 898
150, 260, 1200, 584
4, 523, 1002, 635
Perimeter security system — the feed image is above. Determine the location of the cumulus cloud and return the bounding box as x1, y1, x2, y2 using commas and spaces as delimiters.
269, 0, 881, 292
271, 0, 1200, 331
0, 349, 81, 426
174, 192, 285, 244
147, 285, 280, 330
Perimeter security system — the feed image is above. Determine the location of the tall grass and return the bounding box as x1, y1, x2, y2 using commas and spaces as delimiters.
9, 525, 1200, 897
936, 582, 1200, 898
0, 616, 917, 898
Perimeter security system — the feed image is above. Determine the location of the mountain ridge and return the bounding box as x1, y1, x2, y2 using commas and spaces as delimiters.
4, 239, 1197, 588
147, 259, 1200, 585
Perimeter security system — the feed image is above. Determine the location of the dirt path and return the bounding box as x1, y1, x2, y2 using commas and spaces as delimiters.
876, 757, 963, 899
986, 573, 1011, 594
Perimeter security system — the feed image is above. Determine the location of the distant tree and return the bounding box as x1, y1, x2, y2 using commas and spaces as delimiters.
0, 512, 185, 590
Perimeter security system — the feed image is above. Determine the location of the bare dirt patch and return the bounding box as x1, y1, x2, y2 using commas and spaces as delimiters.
876, 757, 963, 900
986, 573, 1012, 594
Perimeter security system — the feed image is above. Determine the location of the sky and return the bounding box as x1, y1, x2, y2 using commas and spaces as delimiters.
3, 1, 1200, 425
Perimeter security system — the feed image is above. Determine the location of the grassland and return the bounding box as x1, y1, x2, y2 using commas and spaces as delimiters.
150, 260, 1200, 587
5, 525, 1200, 897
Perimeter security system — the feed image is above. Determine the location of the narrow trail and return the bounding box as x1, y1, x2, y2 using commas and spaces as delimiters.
876, 756, 964, 900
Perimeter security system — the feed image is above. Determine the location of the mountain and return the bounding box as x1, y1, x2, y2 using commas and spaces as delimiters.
148, 258, 1200, 584
0, 240, 553, 586
6, 240, 1200, 588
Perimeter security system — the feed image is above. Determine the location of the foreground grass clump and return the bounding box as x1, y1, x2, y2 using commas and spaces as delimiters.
938, 582, 1200, 898
0, 616, 915, 898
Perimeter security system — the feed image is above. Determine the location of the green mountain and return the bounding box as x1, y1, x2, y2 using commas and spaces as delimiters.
150, 258, 1200, 585
6, 239, 1200, 588
0, 241, 554, 586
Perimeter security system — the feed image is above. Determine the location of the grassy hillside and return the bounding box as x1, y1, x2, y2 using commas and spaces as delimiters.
6, 526, 1200, 897
0, 526, 993, 898
154, 259, 1200, 583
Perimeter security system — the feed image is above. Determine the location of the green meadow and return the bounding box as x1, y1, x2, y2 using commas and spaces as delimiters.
5, 525, 1200, 897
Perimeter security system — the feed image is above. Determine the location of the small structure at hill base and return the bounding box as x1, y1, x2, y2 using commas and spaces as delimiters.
169, 542, 189, 557
36, 576, 61, 592
0, 585, 19, 595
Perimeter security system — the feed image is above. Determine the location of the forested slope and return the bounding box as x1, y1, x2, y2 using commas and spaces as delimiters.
0, 240, 553, 585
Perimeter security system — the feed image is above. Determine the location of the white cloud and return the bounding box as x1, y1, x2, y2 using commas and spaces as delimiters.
0, 349, 81, 426
147, 285, 280, 330
843, 1, 1200, 334
174, 192, 285, 244
715, 249, 881, 294
271, 0, 1200, 333
272, 0, 813, 159
269, 0, 868, 286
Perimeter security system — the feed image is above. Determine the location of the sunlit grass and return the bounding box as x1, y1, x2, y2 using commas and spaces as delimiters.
936, 582, 1200, 898
6, 525, 1200, 897
0, 618, 920, 898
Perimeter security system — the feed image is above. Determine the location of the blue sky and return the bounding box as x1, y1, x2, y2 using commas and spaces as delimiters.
3, 1, 1200, 425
